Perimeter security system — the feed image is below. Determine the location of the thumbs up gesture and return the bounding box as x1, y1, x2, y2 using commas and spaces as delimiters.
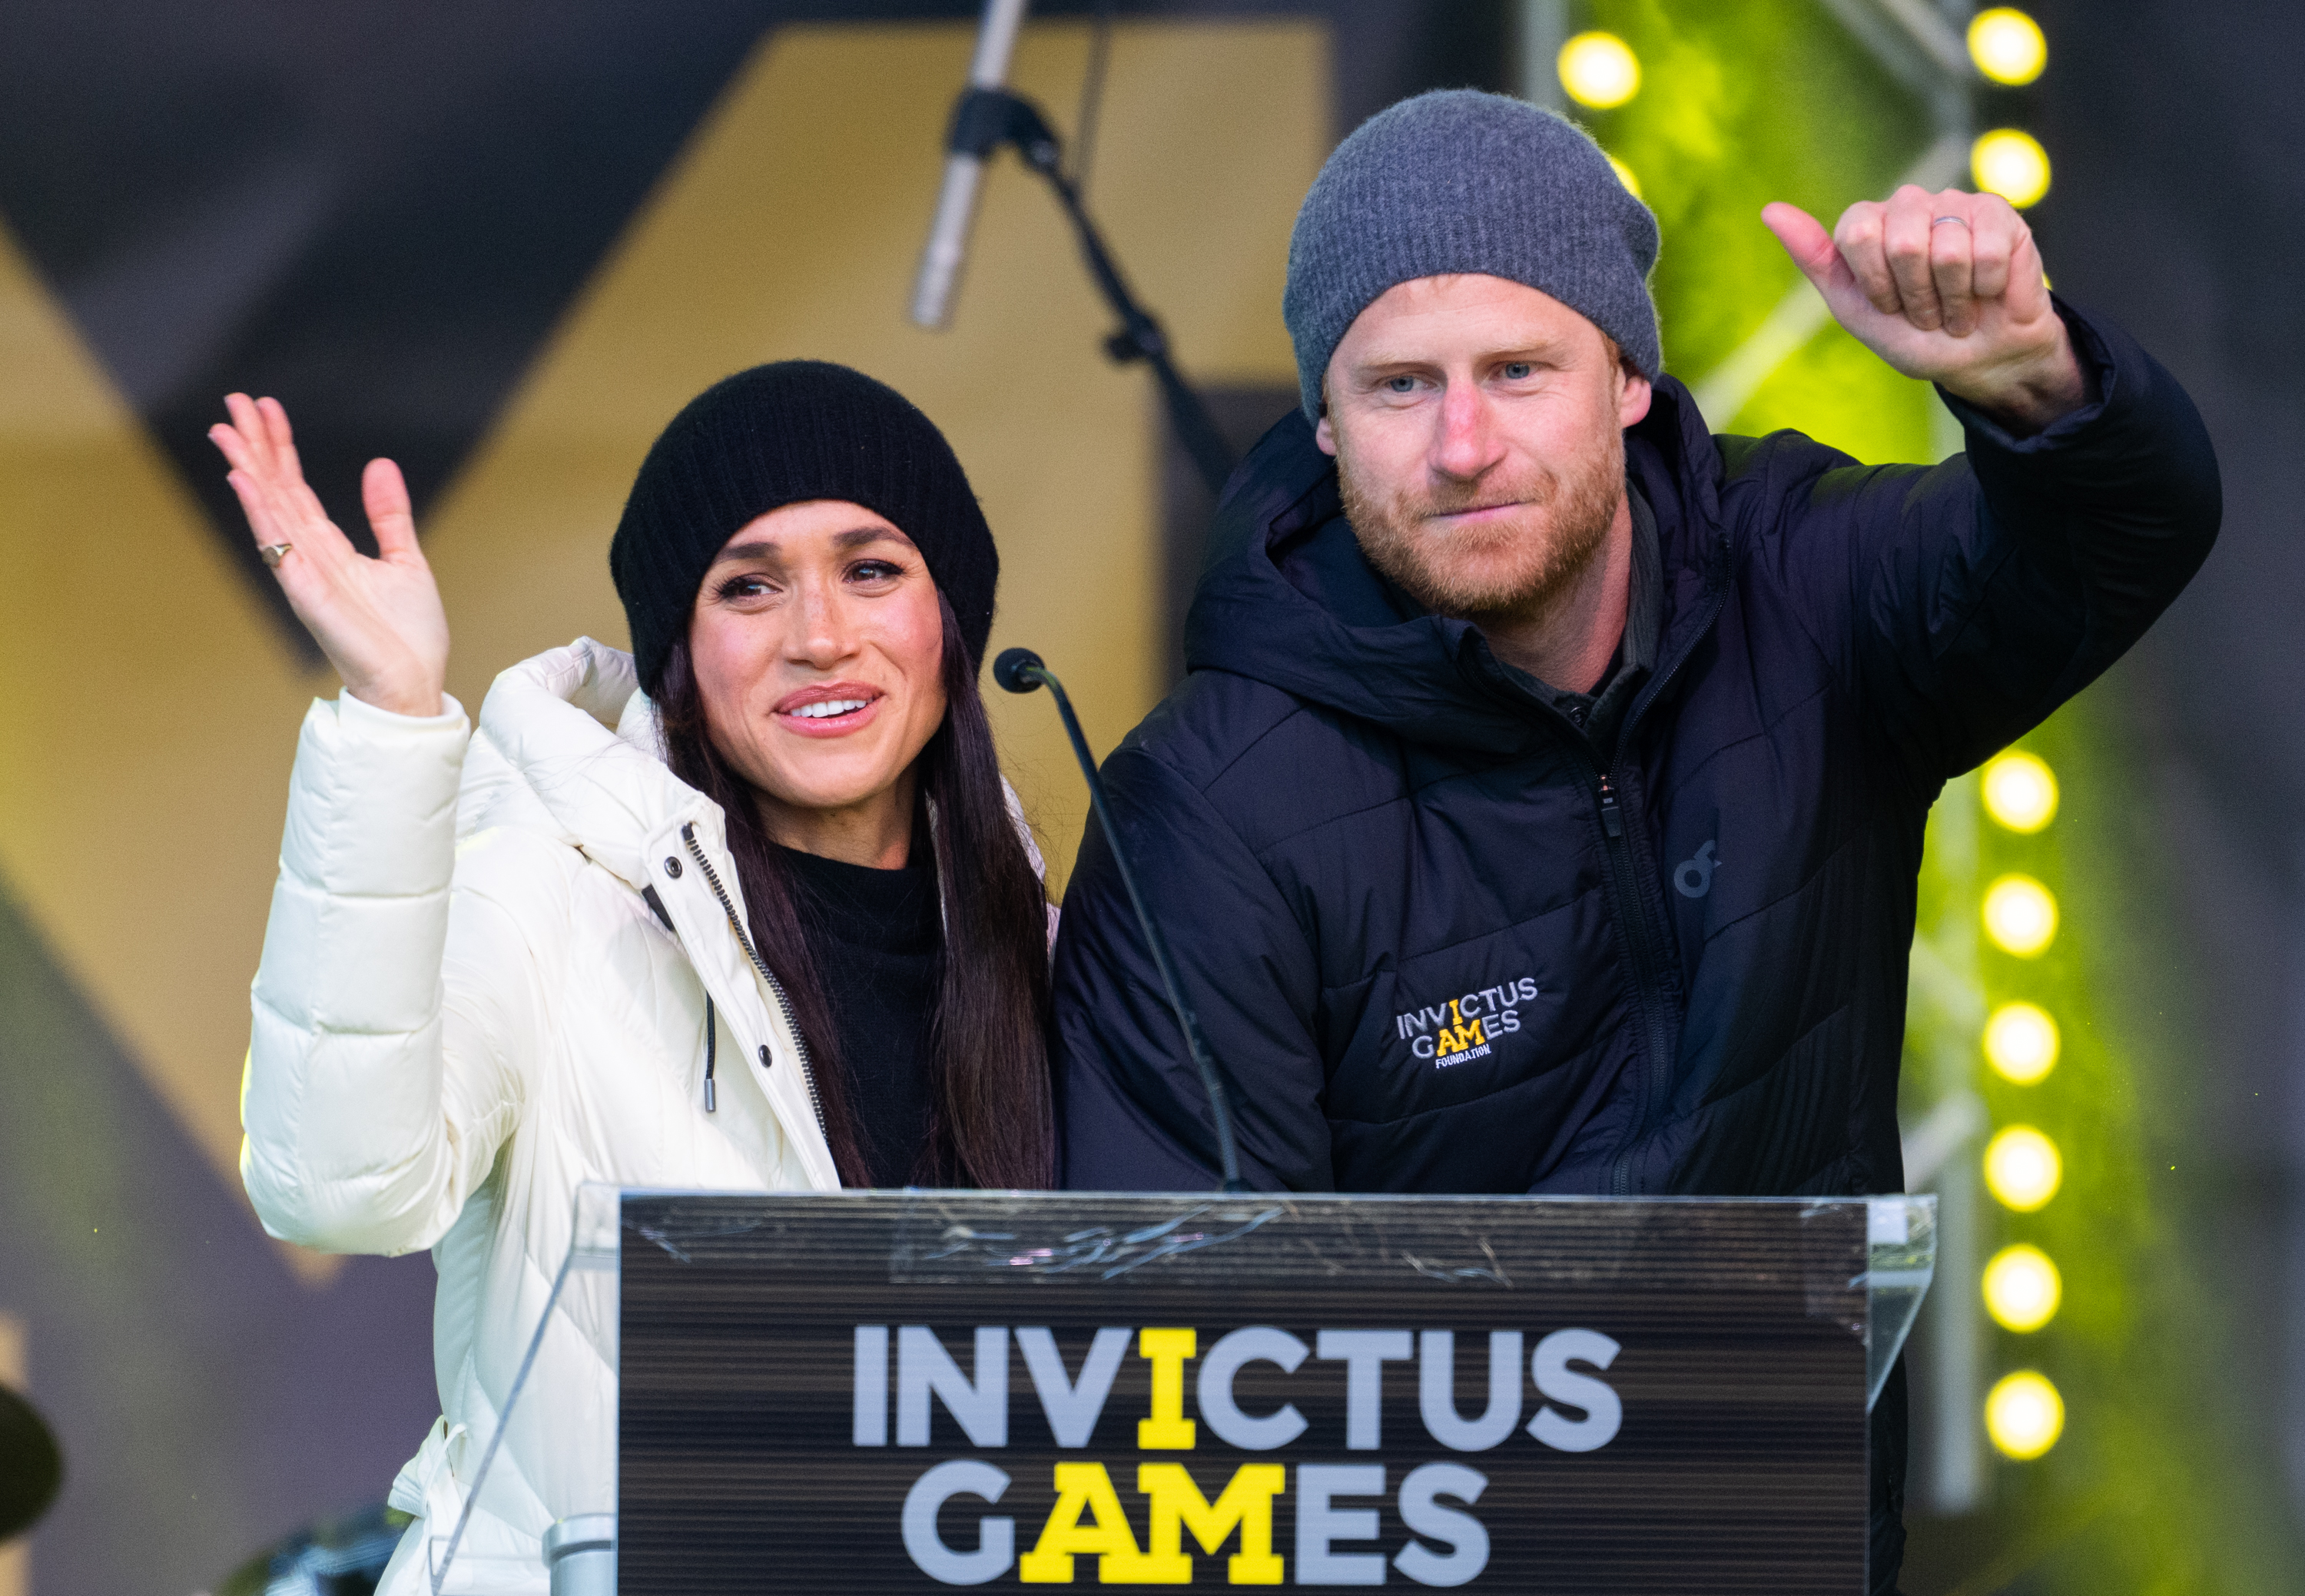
1763, 185, 2086, 436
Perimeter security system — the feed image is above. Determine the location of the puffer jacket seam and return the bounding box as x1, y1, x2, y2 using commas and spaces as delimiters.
1145, 680, 1321, 797
250, 997, 446, 1040
1321, 1054, 1610, 1130
1684, 1000, 1856, 1118
1754, 452, 1869, 706
1118, 741, 1320, 972
1195, 718, 1539, 858
1247, 785, 1422, 858
1696, 824, 1868, 944
1306, 884, 1607, 985
270, 870, 452, 902
1651, 684, 1832, 809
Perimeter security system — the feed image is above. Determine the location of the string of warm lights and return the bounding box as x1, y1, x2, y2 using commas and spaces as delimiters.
1979, 741, 2066, 1461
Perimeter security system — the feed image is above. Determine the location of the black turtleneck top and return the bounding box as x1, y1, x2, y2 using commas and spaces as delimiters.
778, 843, 941, 1188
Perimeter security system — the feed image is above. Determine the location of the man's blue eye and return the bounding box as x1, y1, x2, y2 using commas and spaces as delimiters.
1386, 376, 1417, 394
1503, 362, 1533, 380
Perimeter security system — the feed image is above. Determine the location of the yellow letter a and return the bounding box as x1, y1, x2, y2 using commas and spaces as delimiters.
1020, 1462, 1157, 1584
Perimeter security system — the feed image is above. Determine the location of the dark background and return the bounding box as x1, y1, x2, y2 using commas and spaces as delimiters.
2030, 0, 2305, 1539
2031, 2, 2305, 1588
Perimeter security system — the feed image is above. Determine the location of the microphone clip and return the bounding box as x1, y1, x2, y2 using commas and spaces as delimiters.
944, 85, 1060, 174
921, 68, 1238, 496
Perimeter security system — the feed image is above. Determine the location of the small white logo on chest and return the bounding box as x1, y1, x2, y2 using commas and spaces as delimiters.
1394, 976, 1541, 1066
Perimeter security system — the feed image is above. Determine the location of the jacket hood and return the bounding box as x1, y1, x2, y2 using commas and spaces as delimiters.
459, 637, 731, 894
1183, 377, 1730, 752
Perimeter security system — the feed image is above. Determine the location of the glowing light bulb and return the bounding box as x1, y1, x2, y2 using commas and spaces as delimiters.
1982, 1244, 2061, 1332
1982, 751, 2058, 832
1972, 129, 2051, 209
1983, 874, 2058, 956
1985, 1125, 2061, 1211
1968, 8, 2048, 86
1984, 1001, 2060, 1084
1559, 32, 1641, 109
1985, 1369, 2065, 1458
1607, 154, 1642, 201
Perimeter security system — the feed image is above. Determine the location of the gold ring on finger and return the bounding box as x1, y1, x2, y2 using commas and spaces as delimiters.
260, 543, 293, 568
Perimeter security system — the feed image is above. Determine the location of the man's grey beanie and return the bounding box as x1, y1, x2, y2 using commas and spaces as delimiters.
1283, 89, 1661, 420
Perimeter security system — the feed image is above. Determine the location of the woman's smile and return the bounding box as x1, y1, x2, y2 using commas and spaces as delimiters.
774, 680, 887, 737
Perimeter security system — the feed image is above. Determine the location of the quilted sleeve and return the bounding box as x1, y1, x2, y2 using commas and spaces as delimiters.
240, 690, 536, 1256
1746, 300, 2219, 795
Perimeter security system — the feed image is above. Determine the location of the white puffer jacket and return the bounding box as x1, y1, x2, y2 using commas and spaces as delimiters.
245, 637, 1002, 1591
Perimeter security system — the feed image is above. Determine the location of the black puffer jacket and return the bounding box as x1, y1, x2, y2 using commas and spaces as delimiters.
1053, 304, 2214, 1590
1053, 304, 2216, 1204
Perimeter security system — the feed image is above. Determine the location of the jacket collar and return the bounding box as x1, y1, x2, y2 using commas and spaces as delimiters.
459, 636, 734, 896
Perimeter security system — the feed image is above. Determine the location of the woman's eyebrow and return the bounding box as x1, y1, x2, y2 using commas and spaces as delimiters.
711, 526, 908, 565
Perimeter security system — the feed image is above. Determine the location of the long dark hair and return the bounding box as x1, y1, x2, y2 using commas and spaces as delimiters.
656, 591, 1053, 1190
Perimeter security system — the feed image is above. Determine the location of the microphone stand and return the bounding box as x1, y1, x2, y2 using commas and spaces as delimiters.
995, 649, 1248, 1194
942, 87, 1239, 499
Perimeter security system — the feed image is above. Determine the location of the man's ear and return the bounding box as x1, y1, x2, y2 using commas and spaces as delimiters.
1315, 413, 1338, 456
1619, 370, 1653, 430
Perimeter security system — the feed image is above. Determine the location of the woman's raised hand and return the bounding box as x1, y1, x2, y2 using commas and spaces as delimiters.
210, 394, 450, 716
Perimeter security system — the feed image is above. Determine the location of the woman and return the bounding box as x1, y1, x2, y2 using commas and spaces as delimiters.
214, 362, 1054, 1588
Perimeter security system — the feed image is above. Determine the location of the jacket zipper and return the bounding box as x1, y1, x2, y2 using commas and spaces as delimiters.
1594, 765, 1680, 1196
1602, 579, 1733, 1197
680, 823, 831, 1150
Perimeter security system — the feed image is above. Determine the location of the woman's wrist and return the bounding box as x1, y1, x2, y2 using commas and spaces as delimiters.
340, 654, 449, 719
347, 683, 447, 718
343, 674, 452, 721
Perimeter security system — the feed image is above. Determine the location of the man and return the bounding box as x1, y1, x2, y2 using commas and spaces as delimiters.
1050, 91, 2217, 1585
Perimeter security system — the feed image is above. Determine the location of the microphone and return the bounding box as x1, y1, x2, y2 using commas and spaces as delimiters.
996, 648, 1248, 1193
910, 0, 1034, 329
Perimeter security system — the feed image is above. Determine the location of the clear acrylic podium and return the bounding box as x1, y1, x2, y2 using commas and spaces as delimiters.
433, 1185, 1934, 1594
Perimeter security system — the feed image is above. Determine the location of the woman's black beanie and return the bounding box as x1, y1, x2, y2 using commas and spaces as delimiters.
609, 360, 999, 695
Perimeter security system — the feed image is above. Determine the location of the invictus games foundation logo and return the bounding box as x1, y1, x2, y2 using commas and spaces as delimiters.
1393, 977, 1541, 1067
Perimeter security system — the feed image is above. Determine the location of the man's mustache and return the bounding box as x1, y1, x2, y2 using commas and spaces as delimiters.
1411, 475, 1558, 523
